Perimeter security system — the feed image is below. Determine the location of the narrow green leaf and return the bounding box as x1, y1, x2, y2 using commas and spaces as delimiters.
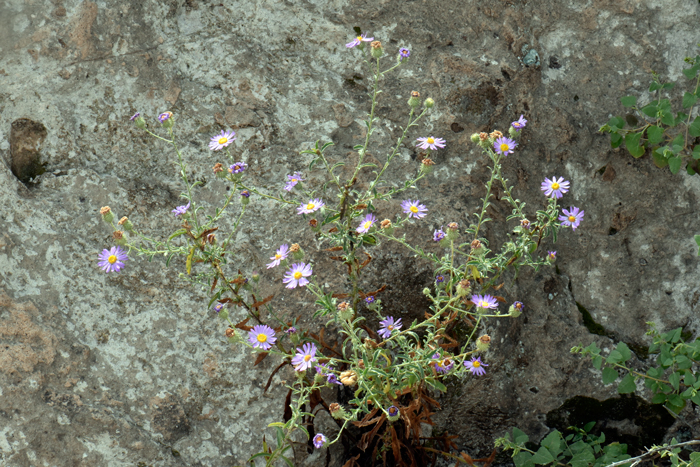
646, 125, 664, 144
621, 96, 637, 107
617, 373, 636, 394
602, 367, 619, 385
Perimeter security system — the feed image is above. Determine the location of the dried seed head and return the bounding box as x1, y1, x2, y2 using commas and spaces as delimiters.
225, 328, 235, 338
289, 243, 300, 252
489, 130, 503, 139
471, 239, 482, 250
339, 370, 358, 386
479, 132, 489, 141
476, 334, 491, 352
213, 163, 224, 173
447, 222, 458, 230
380, 219, 392, 229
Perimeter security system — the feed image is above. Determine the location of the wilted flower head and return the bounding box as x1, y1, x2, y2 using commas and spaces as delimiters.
284, 326, 297, 334
547, 251, 557, 261
399, 47, 410, 60
130, 112, 140, 121
98, 246, 128, 273
240, 190, 250, 198
433, 228, 446, 242
285, 172, 304, 191
339, 369, 358, 386
229, 162, 248, 174
213, 163, 224, 174
313, 433, 327, 449
520, 219, 531, 230
435, 274, 445, 284
432, 353, 454, 374
248, 325, 277, 351
541, 176, 570, 199
464, 356, 488, 376
489, 130, 503, 140
158, 111, 173, 123
267, 244, 289, 269
476, 334, 491, 352
213, 303, 225, 313
401, 199, 427, 219
346, 33, 373, 48
209, 130, 236, 151
511, 115, 527, 131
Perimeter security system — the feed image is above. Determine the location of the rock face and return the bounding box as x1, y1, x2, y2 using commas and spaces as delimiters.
1, 0, 700, 465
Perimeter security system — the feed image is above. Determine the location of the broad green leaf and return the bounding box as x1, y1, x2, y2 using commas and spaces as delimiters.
693, 394, 700, 405
661, 111, 675, 126
583, 421, 596, 432
669, 371, 681, 391
695, 234, 700, 247
610, 132, 623, 148
666, 395, 686, 414
592, 355, 603, 370
608, 116, 625, 130
540, 431, 563, 458
531, 447, 555, 465
514, 452, 535, 467
617, 373, 636, 394
602, 367, 619, 385
683, 64, 700, 80
512, 427, 530, 445
661, 82, 675, 90
621, 96, 637, 107
616, 342, 632, 362
652, 392, 667, 404
607, 350, 623, 364
668, 156, 682, 174
625, 132, 644, 157
676, 355, 691, 369
689, 116, 700, 137
640, 103, 658, 117
570, 450, 596, 467
693, 145, 700, 159
649, 81, 662, 92
646, 125, 664, 144
688, 165, 696, 176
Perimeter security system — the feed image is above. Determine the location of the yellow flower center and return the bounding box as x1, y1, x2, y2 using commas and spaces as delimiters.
292, 178, 298, 182
568, 215, 576, 222
473, 361, 481, 368
275, 254, 282, 260
427, 137, 435, 144
218, 137, 228, 145
479, 300, 487, 307
306, 203, 315, 210
257, 333, 268, 343
357, 36, 363, 41
551, 182, 560, 190
500, 143, 509, 152
410, 206, 418, 213
108, 255, 117, 264
363, 221, 372, 229
294, 271, 302, 280
304, 354, 312, 362
387, 325, 394, 331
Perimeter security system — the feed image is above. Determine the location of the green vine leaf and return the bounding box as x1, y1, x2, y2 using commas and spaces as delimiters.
617, 373, 636, 394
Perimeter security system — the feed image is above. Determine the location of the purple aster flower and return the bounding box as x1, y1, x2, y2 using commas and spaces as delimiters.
346, 33, 374, 48
401, 199, 427, 219
172, 202, 190, 217
494, 136, 517, 156
326, 373, 342, 385
297, 198, 324, 215
378, 316, 402, 339
433, 227, 446, 242
399, 48, 411, 60
130, 112, 140, 121
547, 251, 557, 261
313, 433, 327, 449
435, 274, 445, 284
267, 244, 289, 269
511, 115, 527, 131
356, 213, 377, 234
97, 246, 128, 273
291, 342, 317, 371
285, 172, 305, 191
284, 326, 297, 334
283, 262, 313, 289
209, 130, 236, 151
541, 176, 570, 199
158, 111, 172, 123
248, 325, 277, 351
558, 206, 584, 231
471, 294, 498, 310
464, 356, 488, 376
432, 353, 454, 374
364, 295, 375, 305
416, 136, 446, 151
213, 303, 225, 313
229, 162, 248, 174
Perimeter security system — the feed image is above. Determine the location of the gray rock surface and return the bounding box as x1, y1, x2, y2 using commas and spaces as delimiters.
2, 0, 700, 465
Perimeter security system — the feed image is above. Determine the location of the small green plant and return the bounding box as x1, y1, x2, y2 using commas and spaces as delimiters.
599, 45, 700, 175
573, 323, 700, 415
496, 423, 631, 467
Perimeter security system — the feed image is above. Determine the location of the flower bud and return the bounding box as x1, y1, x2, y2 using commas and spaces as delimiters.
289, 243, 304, 261
370, 41, 384, 58
100, 206, 114, 224
456, 279, 471, 297
387, 405, 400, 422
118, 216, 134, 233
329, 403, 350, 420
470, 133, 481, 143
113, 230, 127, 246
252, 271, 260, 282
423, 287, 432, 296
339, 370, 358, 386
509, 301, 524, 317
476, 334, 491, 352
423, 98, 434, 108
508, 126, 518, 139
408, 91, 421, 108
